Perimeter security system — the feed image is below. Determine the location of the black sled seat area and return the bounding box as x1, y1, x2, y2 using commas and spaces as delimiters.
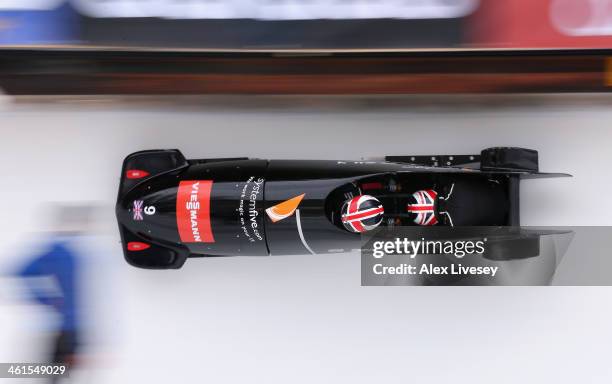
328, 172, 513, 228
435, 176, 509, 226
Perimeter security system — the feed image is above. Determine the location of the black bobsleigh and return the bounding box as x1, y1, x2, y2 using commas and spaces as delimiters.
116, 148, 570, 269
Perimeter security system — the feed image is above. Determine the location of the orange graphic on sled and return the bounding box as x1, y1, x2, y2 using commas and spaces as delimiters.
265, 194, 305, 223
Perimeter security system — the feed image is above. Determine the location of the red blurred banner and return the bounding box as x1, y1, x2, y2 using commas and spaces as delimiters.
469, 0, 612, 48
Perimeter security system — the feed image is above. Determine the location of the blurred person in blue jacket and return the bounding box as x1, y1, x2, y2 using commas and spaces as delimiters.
15, 204, 93, 381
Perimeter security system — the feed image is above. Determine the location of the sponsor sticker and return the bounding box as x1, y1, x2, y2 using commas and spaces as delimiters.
265, 193, 305, 223
237, 177, 265, 242
176, 180, 214, 243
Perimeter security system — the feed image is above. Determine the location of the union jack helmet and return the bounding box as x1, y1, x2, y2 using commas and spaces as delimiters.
341, 195, 384, 233
406, 189, 438, 226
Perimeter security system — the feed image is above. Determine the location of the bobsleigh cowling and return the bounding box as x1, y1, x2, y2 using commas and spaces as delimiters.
116, 148, 570, 269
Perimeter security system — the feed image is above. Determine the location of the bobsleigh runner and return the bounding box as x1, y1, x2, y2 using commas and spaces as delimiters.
116, 148, 570, 269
